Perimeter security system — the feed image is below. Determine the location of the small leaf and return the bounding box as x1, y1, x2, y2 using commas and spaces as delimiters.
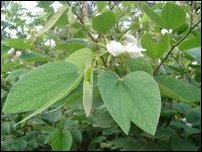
35, 5, 68, 37
141, 33, 170, 59
83, 66, 93, 117
53, 38, 88, 52
156, 76, 201, 103
65, 48, 94, 69
50, 129, 72, 151
161, 3, 186, 29
98, 71, 161, 135
142, 3, 161, 26
92, 11, 116, 33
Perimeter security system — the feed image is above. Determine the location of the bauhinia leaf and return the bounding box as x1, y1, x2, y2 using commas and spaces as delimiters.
98, 71, 161, 135
35, 5, 68, 37
50, 129, 73, 151
141, 33, 170, 59
2, 61, 83, 125
92, 11, 116, 33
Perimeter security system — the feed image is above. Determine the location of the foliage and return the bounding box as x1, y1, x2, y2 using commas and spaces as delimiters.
1, 1, 201, 151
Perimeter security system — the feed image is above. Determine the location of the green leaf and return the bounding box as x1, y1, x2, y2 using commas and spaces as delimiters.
161, 3, 186, 29
53, 39, 88, 52
2, 39, 33, 49
20, 52, 50, 62
92, 11, 116, 33
1, 122, 10, 135
141, 33, 170, 59
156, 76, 201, 103
185, 47, 201, 59
141, 3, 161, 26
185, 107, 201, 125
50, 129, 72, 151
178, 37, 201, 51
98, 71, 161, 135
83, 66, 93, 116
3, 62, 83, 124
35, 5, 68, 37
65, 48, 94, 69
170, 138, 197, 151
127, 57, 152, 74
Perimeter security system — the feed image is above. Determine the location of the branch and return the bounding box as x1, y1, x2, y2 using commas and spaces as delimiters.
67, 1, 96, 42
153, 19, 201, 75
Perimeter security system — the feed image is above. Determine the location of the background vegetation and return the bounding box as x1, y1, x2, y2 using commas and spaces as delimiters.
1, 1, 201, 151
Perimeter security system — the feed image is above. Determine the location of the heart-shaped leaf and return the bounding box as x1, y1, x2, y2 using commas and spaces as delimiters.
98, 71, 161, 135
141, 33, 170, 59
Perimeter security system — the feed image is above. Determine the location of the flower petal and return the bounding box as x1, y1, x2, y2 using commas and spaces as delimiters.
125, 44, 144, 58
106, 41, 125, 56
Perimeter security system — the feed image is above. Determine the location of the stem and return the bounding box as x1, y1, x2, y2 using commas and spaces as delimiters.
153, 19, 201, 75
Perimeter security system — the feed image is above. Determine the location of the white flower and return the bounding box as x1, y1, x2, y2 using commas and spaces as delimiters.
161, 28, 173, 35
106, 35, 145, 58
16, 51, 21, 57
106, 41, 125, 57
125, 43, 145, 58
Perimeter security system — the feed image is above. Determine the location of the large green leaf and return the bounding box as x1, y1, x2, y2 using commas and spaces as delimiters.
65, 48, 94, 69
2, 39, 33, 49
92, 11, 116, 33
83, 66, 93, 117
3, 62, 83, 123
50, 129, 72, 151
141, 3, 161, 26
161, 3, 186, 29
156, 76, 201, 103
98, 71, 161, 135
35, 5, 68, 37
141, 33, 170, 59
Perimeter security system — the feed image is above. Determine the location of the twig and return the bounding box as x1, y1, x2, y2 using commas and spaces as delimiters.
153, 19, 201, 75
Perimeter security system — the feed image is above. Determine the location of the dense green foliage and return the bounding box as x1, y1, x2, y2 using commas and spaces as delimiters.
1, 1, 201, 151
